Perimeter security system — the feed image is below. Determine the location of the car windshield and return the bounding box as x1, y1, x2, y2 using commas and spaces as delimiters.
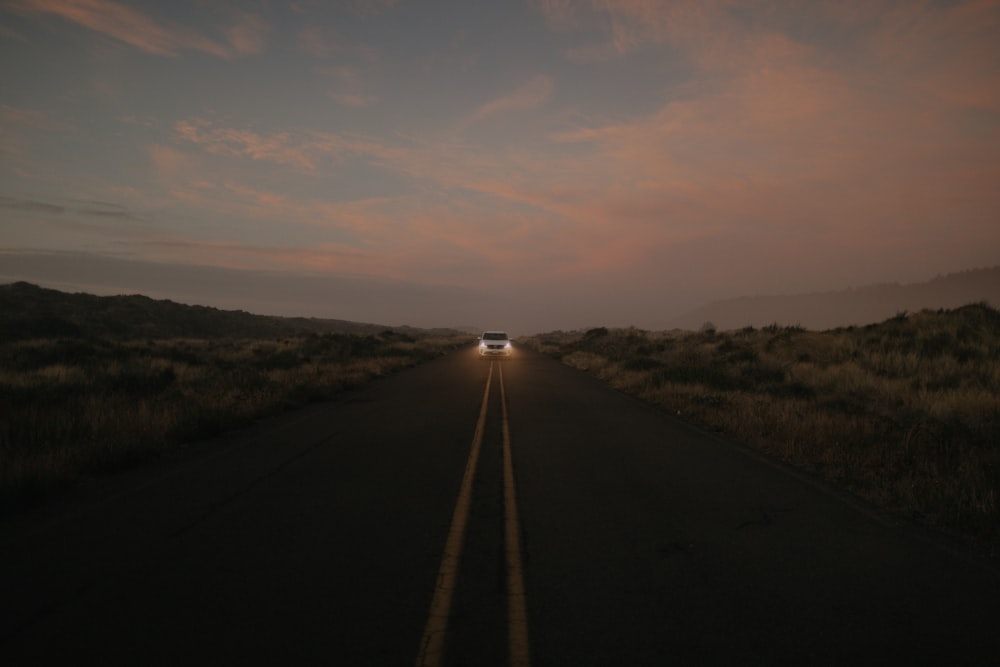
483, 332, 508, 340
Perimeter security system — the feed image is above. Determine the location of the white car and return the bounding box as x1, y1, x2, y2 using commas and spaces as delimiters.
479, 331, 512, 358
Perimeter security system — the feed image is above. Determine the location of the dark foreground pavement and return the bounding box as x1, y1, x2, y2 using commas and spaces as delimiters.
2, 346, 999, 666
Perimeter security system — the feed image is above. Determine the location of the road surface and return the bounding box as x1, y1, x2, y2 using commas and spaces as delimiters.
2, 345, 999, 665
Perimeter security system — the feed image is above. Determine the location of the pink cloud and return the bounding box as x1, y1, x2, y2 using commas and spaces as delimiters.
328, 92, 377, 108
154, 0, 1000, 290
139, 134, 593, 285
545, 0, 725, 63
9, 0, 267, 58
468, 75, 554, 122
173, 119, 346, 170
864, 0, 1000, 111
0, 103, 76, 163
224, 12, 269, 56
531, 0, 580, 31
531, 2, 999, 203
147, 144, 201, 184
132, 237, 375, 276
316, 65, 379, 107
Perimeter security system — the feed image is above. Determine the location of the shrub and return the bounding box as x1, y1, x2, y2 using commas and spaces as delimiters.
519, 305, 1000, 555
0, 332, 466, 511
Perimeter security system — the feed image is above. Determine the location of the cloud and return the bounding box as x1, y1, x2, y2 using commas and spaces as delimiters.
530, 0, 579, 31
140, 121, 591, 284
173, 119, 343, 170
298, 25, 338, 58
291, 0, 400, 17
0, 194, 141, 222
224, 12, 269, 56
0, 195, 65, 214
535, 0, 705, 62
316, 65, 379, 107
8, 0, 267, 58
0, 103, 76, 158
0, 102, 74, 131
863, 0, 1000, 112
468, 75, 554, 122
76, 200, 140, 220
328, 92, 378, 108
169, 118, 459, 184
148, 143, 201, 184
102, 0, 1000, 295
298, 25, 379, 60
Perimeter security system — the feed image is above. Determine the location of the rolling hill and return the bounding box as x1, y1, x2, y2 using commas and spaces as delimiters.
672, 266, 1000, 331
0, 282, 463, 341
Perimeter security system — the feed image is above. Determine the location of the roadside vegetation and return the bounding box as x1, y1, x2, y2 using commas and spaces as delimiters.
519, 303, 1000, 555
0, 283, 468, 510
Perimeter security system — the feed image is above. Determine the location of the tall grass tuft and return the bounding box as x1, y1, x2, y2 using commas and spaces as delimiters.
520, 304, 1000, 555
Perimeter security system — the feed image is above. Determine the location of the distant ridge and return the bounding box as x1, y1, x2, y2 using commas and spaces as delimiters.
672, 266, 1000, 331
0, 282, 463, 341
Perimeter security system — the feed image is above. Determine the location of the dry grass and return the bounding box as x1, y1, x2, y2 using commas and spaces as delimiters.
0, 332, 466, 509
521, 304, 1000, 555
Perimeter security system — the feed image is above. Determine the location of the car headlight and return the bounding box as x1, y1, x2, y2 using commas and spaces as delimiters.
504, 342, 511, 348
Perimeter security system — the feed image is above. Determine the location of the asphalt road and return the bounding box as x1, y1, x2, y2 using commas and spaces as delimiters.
2, 345, 999, 666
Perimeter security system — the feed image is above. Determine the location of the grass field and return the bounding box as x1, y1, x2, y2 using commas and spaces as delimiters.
519, 303, 1000, 556
3, 281, 997, 555
0, 331, 466, 510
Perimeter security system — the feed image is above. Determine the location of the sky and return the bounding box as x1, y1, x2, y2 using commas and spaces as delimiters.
1, 0, 998, 334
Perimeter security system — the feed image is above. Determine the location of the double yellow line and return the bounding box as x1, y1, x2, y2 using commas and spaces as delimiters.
415, 361, 531, 667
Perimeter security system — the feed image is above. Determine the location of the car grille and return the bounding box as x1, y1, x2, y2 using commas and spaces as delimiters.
487, 344, 504, 349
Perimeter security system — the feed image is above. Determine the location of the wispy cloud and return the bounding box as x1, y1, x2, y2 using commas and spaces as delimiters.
328, 92, 378, 108
223, 11, 269, 57
158, 0, 1000, 287
8, 0, 267, 57
0, 103, 76, 162
0, 102, 74, 131
534, 0, 680, 62
169, 118, 471, 187
298, 25, 339, 58
173, 119, 347, 170
468, 74, 554, 122
76, 199, 140, 220
292, 0, 400, 18
0, 194, 141, 221
298, 25, 379, 60
0, 195, 65, 214
316, 65, 379, 107
530, 0, 579, 31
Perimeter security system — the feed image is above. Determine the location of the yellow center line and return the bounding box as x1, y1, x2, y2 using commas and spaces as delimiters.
500, 362, 532, 667
415, 361, 493, 667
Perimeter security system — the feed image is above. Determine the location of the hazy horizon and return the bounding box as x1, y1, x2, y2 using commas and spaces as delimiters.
4, 251, 997, 336
3, 1, 999, 334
